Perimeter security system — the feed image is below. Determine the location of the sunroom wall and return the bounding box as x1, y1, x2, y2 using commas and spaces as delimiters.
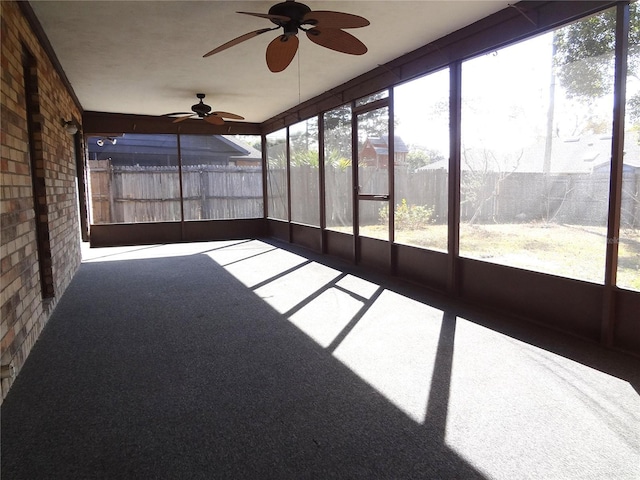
1, 1, 83, 401
259, 1, 639, 354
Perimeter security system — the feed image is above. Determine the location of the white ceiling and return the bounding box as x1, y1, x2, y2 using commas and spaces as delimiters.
30, 1, 510, 124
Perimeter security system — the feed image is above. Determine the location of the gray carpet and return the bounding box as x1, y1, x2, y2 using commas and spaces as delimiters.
2, 239, 639, 479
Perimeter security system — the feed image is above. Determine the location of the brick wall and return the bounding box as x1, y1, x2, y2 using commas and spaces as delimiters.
1, 1, 83, 402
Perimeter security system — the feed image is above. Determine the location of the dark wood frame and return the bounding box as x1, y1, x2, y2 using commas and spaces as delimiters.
602, 3, 630, 346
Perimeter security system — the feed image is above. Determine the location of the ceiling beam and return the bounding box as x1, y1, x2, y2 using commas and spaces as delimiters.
82, 111, 261, 136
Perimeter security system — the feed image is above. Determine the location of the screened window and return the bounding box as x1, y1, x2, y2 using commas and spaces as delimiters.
324, 105, 353, 232
619, 4, 640, 292
179, 135, 263, 220
393, 69, 450, 252
460, 9, 616, 283
87, 134, 179, 224
266, 129, 288, 220
355, 90, 389, 107
290, 119, 320, 226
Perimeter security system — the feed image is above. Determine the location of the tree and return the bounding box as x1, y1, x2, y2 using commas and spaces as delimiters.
554, 4, 640, 117
323, 105, 352, 160
406, 146, 444, 171
461, 148, 522, 225
324, 98, 396, 153
552, 5, 640, 232
288, 118, 320, 169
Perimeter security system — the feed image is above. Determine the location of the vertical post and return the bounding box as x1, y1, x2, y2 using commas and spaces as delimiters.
286, 126, 292, 243
23, 47, 54, 298
262, 133, 268, 220
74, 132, 90, 242
176, 132, 186, 239
448, 61, 462, 295
200, 168, 207, 219
108, 161, 115, 223
388, 88, 396, 274
352, 103, 360, 264
601, 3, 629, 346
318, 113, 327, 253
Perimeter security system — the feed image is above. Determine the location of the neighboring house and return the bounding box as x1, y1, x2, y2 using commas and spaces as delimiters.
359, 135, 409, 168
226, 137, 262, 167
87, 133, 261, 167
593, 152, 640, 174
420, 132, 640, 174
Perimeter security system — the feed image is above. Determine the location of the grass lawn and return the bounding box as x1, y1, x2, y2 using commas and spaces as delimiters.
357, 222, 640, 291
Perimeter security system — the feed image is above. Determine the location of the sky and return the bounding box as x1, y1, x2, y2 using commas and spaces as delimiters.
393, 30, 623, 156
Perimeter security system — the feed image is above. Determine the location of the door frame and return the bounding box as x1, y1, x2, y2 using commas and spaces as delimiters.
351, 93, 394, 269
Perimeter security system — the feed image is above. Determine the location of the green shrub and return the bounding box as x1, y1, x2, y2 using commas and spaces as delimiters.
379, 199, 435, 229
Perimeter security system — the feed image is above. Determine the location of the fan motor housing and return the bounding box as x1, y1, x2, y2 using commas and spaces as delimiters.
268, 1, 311, 25
192, 101, 211, 116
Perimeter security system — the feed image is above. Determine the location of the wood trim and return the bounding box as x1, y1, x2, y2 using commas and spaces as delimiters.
448, 63, 461, 295
90, 219, 267, 247
176, 133, 186, 235
388, 89, 395, 252
318, 113, 327, 254
601, 2, 630, 345
352, 97, 389, 115
351, 101, 360, 264
460, 257, 604, 341
286, 127, 292, 243
261, 134, 269, 219
74, 133, 90, 242
83, 111, 261, 136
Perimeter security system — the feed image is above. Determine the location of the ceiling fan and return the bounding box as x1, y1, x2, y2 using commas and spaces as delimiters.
163, 94, 245, 125
203, 0, 370, 73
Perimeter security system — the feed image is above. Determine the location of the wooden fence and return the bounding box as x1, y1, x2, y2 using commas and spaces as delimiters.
89, 162, 263, 223
459, 171, 640, 227
88, 160, 640, 228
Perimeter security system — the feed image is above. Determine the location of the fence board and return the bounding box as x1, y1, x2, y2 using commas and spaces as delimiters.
88, 161, 640, 228
89, 163, 263, 223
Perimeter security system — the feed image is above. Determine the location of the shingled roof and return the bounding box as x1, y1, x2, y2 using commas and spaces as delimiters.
88, 133, 261, 166
366, 135, 409, 156
420, 132, 640, 173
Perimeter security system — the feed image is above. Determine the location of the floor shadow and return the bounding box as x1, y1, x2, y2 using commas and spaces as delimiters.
424, 312, 456, 437
1, 249, 489, 480
217, 245, 279, 268
81, 243, 165, 262
326, 286, 384, 354
259, 238, 640, 395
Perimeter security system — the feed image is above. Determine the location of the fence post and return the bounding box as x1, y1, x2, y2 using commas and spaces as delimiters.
200, 168, 207, 220
108, 162, 115, 223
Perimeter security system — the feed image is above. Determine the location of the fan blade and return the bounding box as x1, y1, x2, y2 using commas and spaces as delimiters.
306, 28, 367, 55
162, 112, 192, 117
266, 34, 299, 73
303, 11, 370, 29
237, 11, 290, 22
204, 115, 225, 126
204, 28, 273, 57
212, 111, 245, 120
172, 114, 195, 123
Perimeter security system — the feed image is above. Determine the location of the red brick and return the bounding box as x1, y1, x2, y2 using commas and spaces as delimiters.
1, 0, 82, 402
